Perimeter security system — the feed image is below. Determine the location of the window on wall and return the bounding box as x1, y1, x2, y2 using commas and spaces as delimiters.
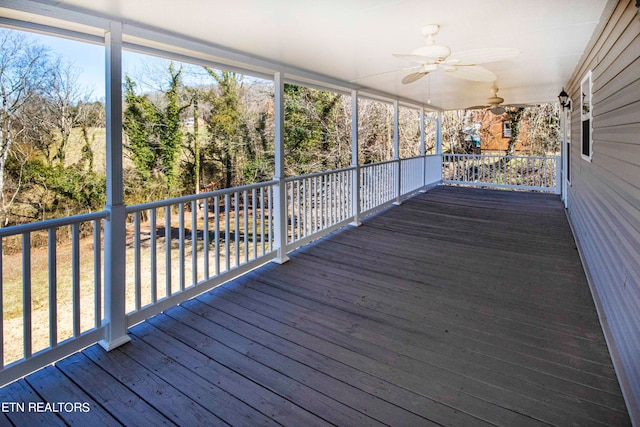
581, 71, 592, 161
502, 122, 512, 138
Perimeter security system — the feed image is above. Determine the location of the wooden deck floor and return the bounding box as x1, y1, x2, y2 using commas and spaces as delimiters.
0, 186, 631, 426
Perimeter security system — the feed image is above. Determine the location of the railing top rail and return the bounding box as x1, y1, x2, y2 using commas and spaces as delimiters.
126, 179, 278, 213
0, 211, 108, 238
399, 155, 424, 162
284, 166, 356, 183
360, 159, 397, 168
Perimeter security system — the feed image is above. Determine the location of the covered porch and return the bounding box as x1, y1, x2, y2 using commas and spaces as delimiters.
1, 0, 639, 424
0, 185, 630, 425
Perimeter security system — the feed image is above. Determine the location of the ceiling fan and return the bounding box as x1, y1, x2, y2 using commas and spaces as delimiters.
393, 24, 519, 84
466, 84, 531, 115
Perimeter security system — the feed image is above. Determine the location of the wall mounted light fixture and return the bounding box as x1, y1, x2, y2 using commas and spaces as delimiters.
558, 88, 571, 111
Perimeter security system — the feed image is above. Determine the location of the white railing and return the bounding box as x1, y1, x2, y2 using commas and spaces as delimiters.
400, 156, 425, 196
0, 153, 562, 385
0, 211, 107, 382
285, 167, 353, 250
442, 154, 560, 193
360, 160, 398, 215
124, 180, 278, 326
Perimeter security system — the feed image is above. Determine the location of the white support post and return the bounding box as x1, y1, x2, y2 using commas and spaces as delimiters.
561, 107, 568, 207
100, 21, 131, 351
393, 100, 401, 205
351, 90, 362, 226
555, 155, 562, 195
273, 72, 289, 264
419, 107, 427, 192
436, 111, 443, 184
436, 111, 443, 155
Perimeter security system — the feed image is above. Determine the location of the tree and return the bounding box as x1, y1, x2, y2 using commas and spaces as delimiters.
123, 63, 188, 194
358, 99, 394, 163
123, 76, 159, 183
504, 107, 525, 156
284, 84, 350, 175
0, 29, 51, 226
42, 57, 92, 165
204, 69, 244, 188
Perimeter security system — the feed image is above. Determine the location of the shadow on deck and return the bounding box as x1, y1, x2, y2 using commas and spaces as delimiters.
0, 186, 631, 426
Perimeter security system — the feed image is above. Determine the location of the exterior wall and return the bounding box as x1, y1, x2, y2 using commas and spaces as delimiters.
480, 115, 530, 153
565, 0, 640, 422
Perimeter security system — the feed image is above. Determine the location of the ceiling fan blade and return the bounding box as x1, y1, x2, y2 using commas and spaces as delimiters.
444, 65, 497, 82
392, 53, 439, 64
402, 72, 427, 84
466, 105, 490, 110
503, 103, 534, 108
446, 48, 520, 65
350, 65, 421, 82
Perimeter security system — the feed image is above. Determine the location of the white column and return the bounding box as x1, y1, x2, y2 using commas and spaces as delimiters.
419, 107, 426, 157
393, 100, 401, 205
419, 107, 427, 192
436, 110, 443, 184
273, 71, 289, 264
435, 111, 443, 155
100, 21, 131, 351
351, 90, 362, 226
561, 107, 568, 206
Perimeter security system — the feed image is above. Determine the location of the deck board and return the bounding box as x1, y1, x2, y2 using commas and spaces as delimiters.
5, 186, 632, 426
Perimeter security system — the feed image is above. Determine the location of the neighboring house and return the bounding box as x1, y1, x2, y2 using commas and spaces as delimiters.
563, 0, 640, 422
479, 114, 530, 153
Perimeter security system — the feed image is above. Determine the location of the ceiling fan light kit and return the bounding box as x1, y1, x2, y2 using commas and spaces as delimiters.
467, 85, 531, 115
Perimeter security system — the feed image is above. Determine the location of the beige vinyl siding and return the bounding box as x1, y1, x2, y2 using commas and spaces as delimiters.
565, 0, 640, 422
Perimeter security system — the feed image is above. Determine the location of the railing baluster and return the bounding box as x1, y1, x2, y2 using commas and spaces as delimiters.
234, 191, 240, 268
313, 177, 317, 232
179, 203, 185, 291
225, 193, 231, 272
337, 172, 342, 221
134, 211, 141, 312
268, 186, 273, 252
252, 188, 257, 260
320, 175, 325, 229
243, 190, 249, 263
296, 180, 301, 240
203, 199, 209, 279
23, 232, 32, 359
260, 188, 265, 256
192, 200, 198, 287
165, 206, 172, 297
302, 179, 308, 238
215, 195, 220, 276
150, 209, 157, 304
0, 237, 3, 367
94, 219, 102, 329
48, 228, 57, 348
289, 182, 294, 243
72, 223, 80, 338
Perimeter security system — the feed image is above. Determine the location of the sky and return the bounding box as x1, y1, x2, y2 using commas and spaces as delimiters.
29, 31, 185, 102
30, 32, 106, 100
27, 30, 264, 102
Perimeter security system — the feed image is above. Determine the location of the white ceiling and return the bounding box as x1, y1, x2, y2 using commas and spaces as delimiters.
3, 0, 608, 111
